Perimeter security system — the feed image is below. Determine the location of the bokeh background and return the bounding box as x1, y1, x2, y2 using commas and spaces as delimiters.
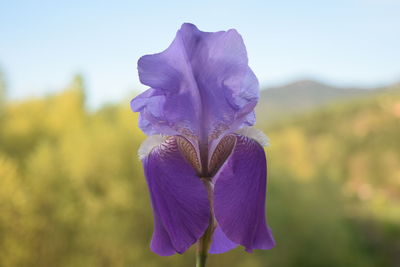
1, 1, 400, 266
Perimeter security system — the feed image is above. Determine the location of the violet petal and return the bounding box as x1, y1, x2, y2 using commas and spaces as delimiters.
143, 136, 210, 255
213, 134, 275, 252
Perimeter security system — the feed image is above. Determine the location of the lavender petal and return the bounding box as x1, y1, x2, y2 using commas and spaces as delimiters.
209, 225, 238, 254
131, 23, 259, 143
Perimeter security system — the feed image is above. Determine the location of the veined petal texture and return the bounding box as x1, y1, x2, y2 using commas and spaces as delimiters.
142, 136, 210, 255
131, 23, 259, 144
213, 134, 275, 252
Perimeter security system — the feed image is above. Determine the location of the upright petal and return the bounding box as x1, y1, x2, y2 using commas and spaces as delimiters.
131, 23, 259, 143
143, 136, 210, 255
213, 134, 275, 252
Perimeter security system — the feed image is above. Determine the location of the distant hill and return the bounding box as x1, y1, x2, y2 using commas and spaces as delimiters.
255, 79, 384, 126
263, 85, 400, 266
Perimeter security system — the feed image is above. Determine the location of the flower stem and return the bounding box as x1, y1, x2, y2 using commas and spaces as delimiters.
196, 253, 207, 267
196, 179, 215, 267
196, 223, 213, 267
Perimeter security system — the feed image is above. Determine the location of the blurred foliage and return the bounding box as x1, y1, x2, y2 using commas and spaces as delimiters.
0, 76, 399, 267
0, 67, 6, 116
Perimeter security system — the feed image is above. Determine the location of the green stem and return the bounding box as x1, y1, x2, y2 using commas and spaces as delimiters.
196, 253, 207, 267
196, 223, 213, 267
196, 178, 215, 267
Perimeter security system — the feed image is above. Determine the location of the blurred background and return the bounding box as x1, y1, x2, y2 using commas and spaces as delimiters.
1, 1, 400, 266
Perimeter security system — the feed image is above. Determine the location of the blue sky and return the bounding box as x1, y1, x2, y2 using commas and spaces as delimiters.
1, 0, 399, 108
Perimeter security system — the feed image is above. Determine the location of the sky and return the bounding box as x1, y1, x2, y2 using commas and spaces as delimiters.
1, 0, 400, 109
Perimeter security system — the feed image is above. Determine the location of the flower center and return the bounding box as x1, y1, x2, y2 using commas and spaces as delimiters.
176, 135, 236, 179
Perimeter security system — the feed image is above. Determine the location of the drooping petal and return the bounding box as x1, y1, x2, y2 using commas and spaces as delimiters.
209, 225, 238, 254
131, 23, 259, 143
142, 136, 210, 255
213, 134, 275, 252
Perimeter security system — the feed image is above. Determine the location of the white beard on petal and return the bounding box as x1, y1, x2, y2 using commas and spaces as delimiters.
138, 135, 167, 160
235, 126, 270, 147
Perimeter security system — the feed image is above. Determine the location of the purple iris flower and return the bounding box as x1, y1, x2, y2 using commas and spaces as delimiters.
131, 23, 275, 257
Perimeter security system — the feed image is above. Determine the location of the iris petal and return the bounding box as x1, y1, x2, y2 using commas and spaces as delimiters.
209, 225, 238, 254
143, 136, 210, 255
213, 134, 275, 252
131, 23, 259, 143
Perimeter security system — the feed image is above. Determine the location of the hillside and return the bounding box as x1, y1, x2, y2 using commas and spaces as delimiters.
256, 79, 382, 125
264, 84, 400, 267
267, 83, 400, 216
